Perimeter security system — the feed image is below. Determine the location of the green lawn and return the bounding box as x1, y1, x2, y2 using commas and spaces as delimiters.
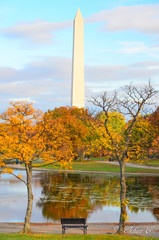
71, 162, 159, 173
146, 159, 159, 167
90, 157, 159, 167
0, 233, 157, 240
37, 161, 159, 174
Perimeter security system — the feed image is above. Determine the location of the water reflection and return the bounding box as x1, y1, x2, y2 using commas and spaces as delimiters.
126, 176, 159, 221
36, 172, 159, 222
36, 173, 120, 221
0, 171, 159, 222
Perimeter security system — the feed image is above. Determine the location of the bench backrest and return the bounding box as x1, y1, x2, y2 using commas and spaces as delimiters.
61, 218, 86, 225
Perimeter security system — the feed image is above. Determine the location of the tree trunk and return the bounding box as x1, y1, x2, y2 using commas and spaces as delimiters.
117, 161, 127, 235
23, 163, 33, 233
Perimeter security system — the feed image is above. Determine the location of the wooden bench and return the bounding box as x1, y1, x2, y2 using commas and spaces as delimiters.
61, 218, 88, 234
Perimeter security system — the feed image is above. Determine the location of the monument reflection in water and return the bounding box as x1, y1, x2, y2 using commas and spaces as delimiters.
36, 172, 159, 222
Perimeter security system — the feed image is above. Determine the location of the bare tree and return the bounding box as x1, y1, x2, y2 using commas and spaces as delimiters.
90, 82, 158, 234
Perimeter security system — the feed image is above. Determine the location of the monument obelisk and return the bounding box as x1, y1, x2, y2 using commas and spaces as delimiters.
71, 8, 85, 108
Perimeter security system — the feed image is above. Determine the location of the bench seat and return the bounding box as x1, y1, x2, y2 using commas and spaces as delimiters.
61, 218, 87, 234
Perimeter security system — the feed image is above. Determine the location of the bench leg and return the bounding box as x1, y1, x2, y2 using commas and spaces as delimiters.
62, 227, 65, 234
84, 227, 87, 234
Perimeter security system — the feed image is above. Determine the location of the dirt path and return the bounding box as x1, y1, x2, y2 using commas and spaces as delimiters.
0, 222, 159, 237
101, 161, 159, 170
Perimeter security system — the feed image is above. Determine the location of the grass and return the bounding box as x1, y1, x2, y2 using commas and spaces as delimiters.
38, 161, 159, 174
0, 233, 157, 240
90, 157, 159, 168
71, 162, 159, 173
146, 159, 159, 167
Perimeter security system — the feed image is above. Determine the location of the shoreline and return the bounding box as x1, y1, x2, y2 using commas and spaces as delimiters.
7, 164, 159, 176
0, 222, 159, 237
1, 221, 159, 225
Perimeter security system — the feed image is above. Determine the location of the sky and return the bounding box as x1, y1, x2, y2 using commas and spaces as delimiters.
0, 0, 159, 113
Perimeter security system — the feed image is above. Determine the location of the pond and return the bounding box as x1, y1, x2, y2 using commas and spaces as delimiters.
0, 170, 159, 223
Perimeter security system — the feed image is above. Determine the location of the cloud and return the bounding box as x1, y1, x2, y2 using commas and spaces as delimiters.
117, 41, 159, 57
1, 4, 159, 45
0, 19, 72, 44
0, 57, 159, 112
1, 4, 159, 47
85, 61, 159, 83
118, 41, 148, 54
86, 4, 159, 35
0, 57, 72, 111
0, 67, 17, 81
28, 57, 71, 80
131, 61, 159, 68
0, 57, 72, 83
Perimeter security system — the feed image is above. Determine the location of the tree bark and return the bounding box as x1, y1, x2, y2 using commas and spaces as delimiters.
117, 161, 126, 235
23, 163, 33, 233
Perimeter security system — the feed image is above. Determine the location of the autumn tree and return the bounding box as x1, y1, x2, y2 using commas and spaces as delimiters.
95, 111, 126, 159
148, 107, 159, 157
90, 82, 158, 234
44, 106, 101, 160
127, 116, 155, 162
0, 101, 74, 233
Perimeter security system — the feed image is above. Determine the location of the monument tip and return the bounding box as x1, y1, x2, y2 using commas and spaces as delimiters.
75, 8, 82, 18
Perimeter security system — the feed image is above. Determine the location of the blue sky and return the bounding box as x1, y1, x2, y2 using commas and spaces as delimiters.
0, 0, 159, 112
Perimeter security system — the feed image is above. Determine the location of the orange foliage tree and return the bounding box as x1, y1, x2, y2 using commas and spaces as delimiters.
44, 106, 101, 160
0, 101, 74, 233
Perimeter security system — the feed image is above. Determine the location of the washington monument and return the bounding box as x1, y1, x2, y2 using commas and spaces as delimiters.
71, 9, 85, 108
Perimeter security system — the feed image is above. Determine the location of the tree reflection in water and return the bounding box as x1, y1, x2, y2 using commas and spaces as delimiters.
36, 172, 159, 222
36, 173, 120, 221
126, 176, 159, 221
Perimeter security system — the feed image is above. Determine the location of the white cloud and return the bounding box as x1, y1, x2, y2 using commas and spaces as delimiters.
0, 67, 17, 81
9, 97, 35, 103
115, 41, 159, 58
0, 19, 72, 44
85, 61, 159, 83
118, 41, 148, 54
0, 81, 48, 96
0, 57, 159, 112
0, 57, 72, 83
0, 57, 72, 111
86, 4, 159, 35
1, 4, 159, 46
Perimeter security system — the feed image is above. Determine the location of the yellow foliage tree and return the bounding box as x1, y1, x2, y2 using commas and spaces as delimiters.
91, 82, 158, 234
95, 111, 126, 159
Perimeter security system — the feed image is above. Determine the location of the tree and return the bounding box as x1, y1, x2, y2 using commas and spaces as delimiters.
0, 101, 74, 233
148, 107, 159, 157
95, 111, 126, 159
44, 106, 101, 160
127, 116, 154, 162
90, 82, 158, 234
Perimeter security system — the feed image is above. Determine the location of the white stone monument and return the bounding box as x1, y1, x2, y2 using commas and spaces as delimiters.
71, 8, 85, 108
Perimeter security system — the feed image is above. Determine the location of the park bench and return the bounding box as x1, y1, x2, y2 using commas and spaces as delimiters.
61, 218, 88, 234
